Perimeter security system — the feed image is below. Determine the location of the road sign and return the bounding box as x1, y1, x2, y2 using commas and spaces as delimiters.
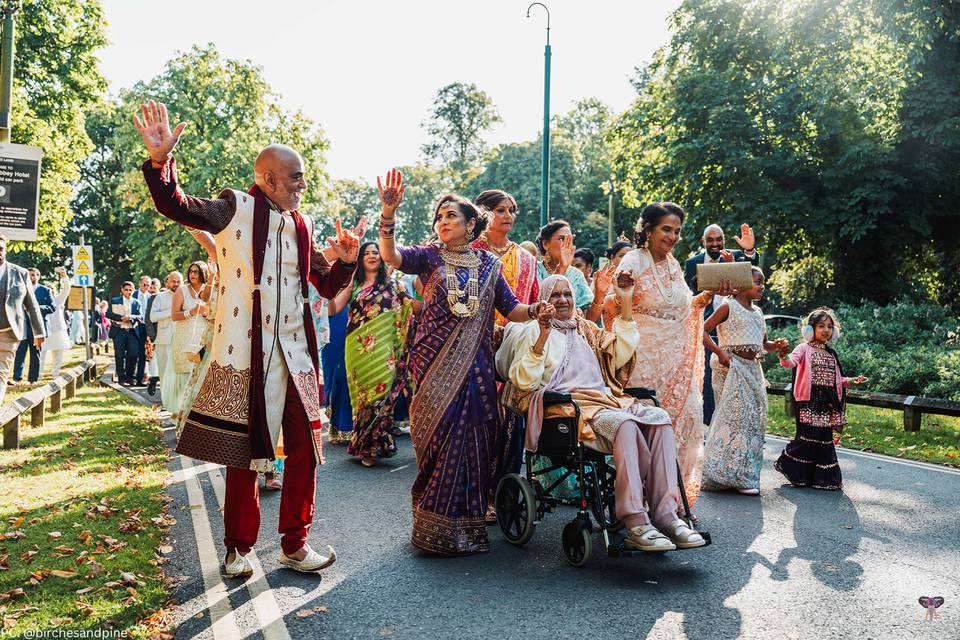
71, 245, 94, 287
0, 142, 42, 242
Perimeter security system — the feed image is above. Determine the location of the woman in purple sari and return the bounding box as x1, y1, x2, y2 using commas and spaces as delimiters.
377, 169, 549, 556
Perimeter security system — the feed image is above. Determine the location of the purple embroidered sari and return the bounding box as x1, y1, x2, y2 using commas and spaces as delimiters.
399, 244, 519, 555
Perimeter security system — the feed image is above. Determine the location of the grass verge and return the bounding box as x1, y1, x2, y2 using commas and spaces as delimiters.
0, 383, 172, 636
766, 393, 960, 468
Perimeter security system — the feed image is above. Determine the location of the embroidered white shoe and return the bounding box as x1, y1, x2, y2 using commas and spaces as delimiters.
737, 488, 760, 495
279, 544, 337, 573
624, 524, 676, 552
222, 551, 253, 579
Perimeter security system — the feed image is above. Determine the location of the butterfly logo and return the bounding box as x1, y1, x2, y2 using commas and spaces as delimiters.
919, 596, 944, 621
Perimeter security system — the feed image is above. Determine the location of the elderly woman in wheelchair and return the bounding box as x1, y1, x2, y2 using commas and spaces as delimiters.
496, 274, 707, 561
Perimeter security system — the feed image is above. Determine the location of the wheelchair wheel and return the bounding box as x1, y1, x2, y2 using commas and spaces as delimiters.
562, 519, 593, 567
496, 473, 537, 546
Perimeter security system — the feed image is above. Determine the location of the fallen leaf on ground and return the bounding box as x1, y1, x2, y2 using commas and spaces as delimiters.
0, 589, 25, 602
85, 562, 104, 578
2, 532, 24, 541
50, 569, 78, 579
47, 532, 62, 541
19, 551, 36, 564
49, 617, 73, 625
74, 601, 95, 617
8, 518, 23, 529
74, 587, 95, 595
158, 545, 173, 554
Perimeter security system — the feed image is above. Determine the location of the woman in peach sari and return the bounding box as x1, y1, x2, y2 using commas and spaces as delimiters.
605, 203, 730, 514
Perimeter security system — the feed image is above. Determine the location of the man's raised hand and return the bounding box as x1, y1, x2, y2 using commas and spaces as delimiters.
133, 100, 187, 164
327, 219, 360, 264
733, 224, 756, 253
377, 168, 406, 218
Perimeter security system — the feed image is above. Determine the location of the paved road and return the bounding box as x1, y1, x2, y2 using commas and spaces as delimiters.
119, 382, 959, 639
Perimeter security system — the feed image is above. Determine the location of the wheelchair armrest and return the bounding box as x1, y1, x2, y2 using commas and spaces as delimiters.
543, 391, 573, 406
625, 387, 658, 400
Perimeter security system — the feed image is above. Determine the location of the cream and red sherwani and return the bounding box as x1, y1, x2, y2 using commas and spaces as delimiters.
143, 157, 354, 554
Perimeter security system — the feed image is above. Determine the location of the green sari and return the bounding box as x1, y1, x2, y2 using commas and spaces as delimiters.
345, 279, 413, 459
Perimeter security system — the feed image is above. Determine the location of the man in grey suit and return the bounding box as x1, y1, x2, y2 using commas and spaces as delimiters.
0, 236, 46, 404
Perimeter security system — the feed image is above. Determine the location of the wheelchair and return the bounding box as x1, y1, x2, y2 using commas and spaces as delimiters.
494, 387, 711, 566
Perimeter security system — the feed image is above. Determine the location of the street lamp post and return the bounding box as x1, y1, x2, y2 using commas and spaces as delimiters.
0, 1, 18, 144
607, 181, 615, 247
526, 2, 551, 227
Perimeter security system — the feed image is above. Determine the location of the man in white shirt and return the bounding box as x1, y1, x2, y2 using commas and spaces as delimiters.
148, 271, 182, 403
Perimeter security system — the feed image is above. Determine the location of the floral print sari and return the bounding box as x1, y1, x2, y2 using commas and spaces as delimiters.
345, 279, 413, 459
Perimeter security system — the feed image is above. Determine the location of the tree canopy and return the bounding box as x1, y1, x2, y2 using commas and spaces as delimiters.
607, 0, 960, 312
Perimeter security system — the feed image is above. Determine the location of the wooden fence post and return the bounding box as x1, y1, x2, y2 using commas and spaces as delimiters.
3, 415, 19, 449
50, 388, 62, 414
784, 383, 794, 417
903, 396, 921, 432
66, 377, 76, 399
30, 403, 44, 428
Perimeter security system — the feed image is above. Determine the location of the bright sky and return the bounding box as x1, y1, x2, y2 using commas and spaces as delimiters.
98, 0, 682, 183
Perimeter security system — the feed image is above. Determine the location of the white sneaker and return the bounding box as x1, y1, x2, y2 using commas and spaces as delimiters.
222, 551, 253, 579
279, 544, 336, 573
737, 488, 760, 495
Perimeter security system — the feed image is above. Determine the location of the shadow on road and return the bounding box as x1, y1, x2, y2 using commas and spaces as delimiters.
768, 486, 864, 592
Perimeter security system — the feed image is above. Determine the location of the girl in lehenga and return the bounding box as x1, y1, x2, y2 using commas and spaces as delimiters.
376, 169, 543, 556
328, 241, 416, 467
606, 203, 732, 516
774, 308, 867, 491
701, 267, 788, 495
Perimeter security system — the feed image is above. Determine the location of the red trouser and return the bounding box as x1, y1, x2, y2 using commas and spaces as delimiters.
224, 378, 317, 555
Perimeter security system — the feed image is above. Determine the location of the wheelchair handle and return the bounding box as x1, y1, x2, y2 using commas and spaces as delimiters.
625, 387, 658, 400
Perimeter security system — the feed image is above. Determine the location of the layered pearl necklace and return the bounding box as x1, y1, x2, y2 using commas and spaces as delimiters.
645, 248, 677, 304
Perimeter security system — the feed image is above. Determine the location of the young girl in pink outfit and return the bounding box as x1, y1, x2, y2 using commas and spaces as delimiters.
774, 308, 867, 490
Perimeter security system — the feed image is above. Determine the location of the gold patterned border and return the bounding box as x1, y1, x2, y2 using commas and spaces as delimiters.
190, 361, 251, 424
411, 505, 489, 555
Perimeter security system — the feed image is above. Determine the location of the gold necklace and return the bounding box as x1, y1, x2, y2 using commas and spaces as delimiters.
440, 247, 481, 318
645, 249, 676, 303
543, 256, 563, 275
482, 234, 512, 257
